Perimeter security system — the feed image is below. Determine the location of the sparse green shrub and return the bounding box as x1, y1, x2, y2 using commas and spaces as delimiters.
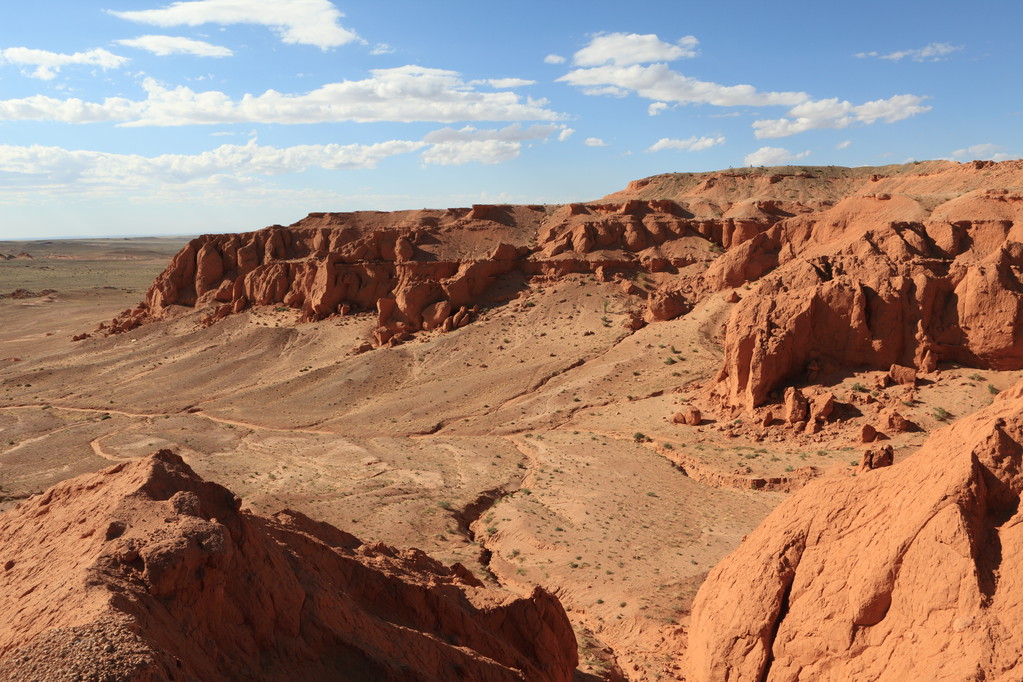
989, 384, 1000, 395
933, 406, 952, 421
851, 382, 867, 393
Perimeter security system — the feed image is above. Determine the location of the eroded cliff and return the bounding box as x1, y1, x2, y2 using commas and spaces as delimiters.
0, 451, 577, 682
105, 160, 1023, 411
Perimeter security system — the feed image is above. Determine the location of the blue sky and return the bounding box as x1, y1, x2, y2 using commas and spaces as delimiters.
0, 0, 1020, 238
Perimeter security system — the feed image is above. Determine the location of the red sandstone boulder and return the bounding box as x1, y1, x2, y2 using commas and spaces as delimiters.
884, 410, 913, 433
858, 444, 894, 473
784, 387, 809, 424
888, 364, 917, 386
809, 392, 835, 423
673, 407, 702, 426
859, 423, 878, 443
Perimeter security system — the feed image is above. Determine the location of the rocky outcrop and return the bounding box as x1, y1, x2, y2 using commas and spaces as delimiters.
687, 380, 1023, 681
0, 451, 577, 682
105, 161, 1023, 375
105, 200, 730, 345
709, 173, 1023, 409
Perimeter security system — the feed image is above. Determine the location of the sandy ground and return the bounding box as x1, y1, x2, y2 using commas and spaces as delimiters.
1, 236, 1019, 681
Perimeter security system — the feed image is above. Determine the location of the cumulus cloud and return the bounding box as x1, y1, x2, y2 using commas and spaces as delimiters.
557, 32, 930, 138
0, 66, 562, 126
855, 42, 963, 62
836, 140, 851, 149
480, 78, 535, 88
557, 127, 574, 141
0, 124, 565, 197
584, 137, 607, 147
559, 62, 808, 107
116, 35, 233, 57
951, 143, 1019, 162
572, 32, 699, 67
419, 140, 520, 166
752, 94, 931, 138
646, 135, 725, 152
544, 54, 566, 64
648, 101, 668, 116
421, 123, 559, 165
0, 47, 128, 80
108, 0, 360, 50
744, 146, 810, 166
0, 139, 425, 188
370, 43, 395, 55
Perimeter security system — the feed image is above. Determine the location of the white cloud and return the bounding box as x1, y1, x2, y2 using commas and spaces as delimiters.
573, 33, 699, 67
584, 137, 607, 147
420, 123, 558, 165
482, 78, 535, 88
0, 125, 564, 199
559, 62, 808, 107
951, 143, 1018, 162
0, 67, 562, 126
544, 54, 566, 65
370, 43, 395, 55
556, 32, 930, 139
422, 123, 557, 144
744, 146, 810, 166
117, 35, 233, 57
0, 47, 128, 80
855, 42, 963, 62
648, 101, 668, 116
420, 140, 521, 166
108, 0, 360, 50
752, 94, 931, 138
0, 135, 427, 200
0, 139, 424, 187
836, 139, 851, 149
646, 135, 725, 153
557, 127, 574, 142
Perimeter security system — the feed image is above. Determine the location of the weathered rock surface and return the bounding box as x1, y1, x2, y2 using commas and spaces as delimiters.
106, 200, 715, 345
0, 451, 577, 682
687, 380, 1023, 681
105, 160, 1023, 397
709, 161, 1023, 410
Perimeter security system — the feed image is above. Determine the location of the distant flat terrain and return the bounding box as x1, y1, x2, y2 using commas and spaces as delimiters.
0, 236, 191, 293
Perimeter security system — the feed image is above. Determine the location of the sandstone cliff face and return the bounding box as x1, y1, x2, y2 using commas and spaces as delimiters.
104, 194, 796, 345
0, 451, 577, 682
686, 379, 1023, 681
108, 160, 1023, 409
712, 186, 1023, 409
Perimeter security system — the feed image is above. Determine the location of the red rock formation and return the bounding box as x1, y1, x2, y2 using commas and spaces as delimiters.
888, 363, 918, 386
0, 451, 577, 682
687, 380, 1023, 681
859, 443, 894, 472
105, 161, 1023, 377
706, 164, 1023, 410
106, 199, 724, 344
672, 407, 702, 426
